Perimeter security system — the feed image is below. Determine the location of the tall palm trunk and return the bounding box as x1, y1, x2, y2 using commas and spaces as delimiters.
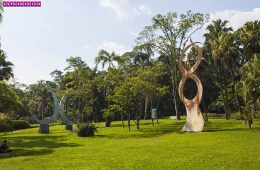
217, 61, 229, 120
222, 59, 230, 119
230, 68, 242, 118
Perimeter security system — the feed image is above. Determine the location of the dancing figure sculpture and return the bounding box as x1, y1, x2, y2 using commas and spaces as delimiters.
178, 40, 204, 132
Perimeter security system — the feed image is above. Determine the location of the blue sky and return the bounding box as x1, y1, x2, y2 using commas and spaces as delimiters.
0, 0, 260, 84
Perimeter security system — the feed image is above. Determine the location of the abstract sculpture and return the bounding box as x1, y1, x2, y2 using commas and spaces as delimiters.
34, 92, 73, 133
178, 40, 204, 132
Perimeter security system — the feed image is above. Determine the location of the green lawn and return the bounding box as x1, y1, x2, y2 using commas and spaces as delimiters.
0, 118, 260, 170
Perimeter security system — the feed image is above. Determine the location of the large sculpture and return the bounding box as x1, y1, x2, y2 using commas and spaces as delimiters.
34, 92, 73, 133
178, 40, 204, 132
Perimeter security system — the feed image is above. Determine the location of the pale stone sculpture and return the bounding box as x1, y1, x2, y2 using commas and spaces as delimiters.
34, 92, 73, 133
178, 41, 204, 132
59, 95, 73, 130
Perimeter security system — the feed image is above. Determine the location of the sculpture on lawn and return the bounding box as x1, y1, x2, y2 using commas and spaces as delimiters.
34, 92, 73, 133
178, 40, 204, 132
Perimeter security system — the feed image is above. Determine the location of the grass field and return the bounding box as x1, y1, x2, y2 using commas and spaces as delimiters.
0, 118, 260, 170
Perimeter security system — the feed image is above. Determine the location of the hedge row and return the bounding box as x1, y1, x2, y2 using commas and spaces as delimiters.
0, 114, 31, 132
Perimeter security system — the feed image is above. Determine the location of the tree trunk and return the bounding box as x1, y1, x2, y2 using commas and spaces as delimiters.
222, 64, 230, 120
143, 95, 149, 120
174, 68, 181, 120
105, 116, 111, 127
121, 113, 125, 128
230, 68, 242, 118
128, 112, 131, 131
253, 101, 257, 118
171, 75, 180, 120
217, 61, 229, 120
136, 115, 140, 130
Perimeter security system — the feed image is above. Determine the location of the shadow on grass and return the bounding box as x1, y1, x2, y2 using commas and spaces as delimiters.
95, 121, 185, 139
204, 120, 260, 132
0, 135, 81, 159
96, 119, 260, 139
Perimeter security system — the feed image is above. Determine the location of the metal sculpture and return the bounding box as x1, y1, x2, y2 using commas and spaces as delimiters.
178, 40, 204, 132
34, 92, 73, 133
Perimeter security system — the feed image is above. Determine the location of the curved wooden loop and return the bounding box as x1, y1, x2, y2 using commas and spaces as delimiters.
178, 42, 202, 74
178, 73, 203, 106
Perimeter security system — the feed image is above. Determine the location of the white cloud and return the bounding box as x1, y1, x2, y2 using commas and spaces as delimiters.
209, 8, 260, 30
99, 0, 152, 20
99, 0, 128, 19
134, 4, 152, 15
97, 40, 130, 55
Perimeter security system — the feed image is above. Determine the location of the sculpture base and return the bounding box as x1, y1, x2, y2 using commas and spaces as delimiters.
39, 124, 49, 133
65, 124, 73, 130
181, 107, 204, 132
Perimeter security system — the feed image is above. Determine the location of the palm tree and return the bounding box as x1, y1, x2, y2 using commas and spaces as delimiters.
238, 54, 260, 127
236, 20, 260, 63
0, 50, 14, 81
95, 49, 120, 127
204, 19, 233, 120
95, 49, 120, 69
214, 32, 242, 118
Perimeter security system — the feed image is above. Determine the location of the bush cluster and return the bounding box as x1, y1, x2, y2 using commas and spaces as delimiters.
0, 114, 13, 132
0, 113, 31, 132
76, 123, 97, 137
12, 120, 30, 130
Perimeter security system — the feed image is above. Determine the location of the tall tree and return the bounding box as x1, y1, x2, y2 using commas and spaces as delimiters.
238, 54, 260, 127
204, 19, 233, 120
27, 80, 57, 119
136, 11, 208, 119
95, 49, 120, 69
236, 20, 260, 60
95, 50, 120, 126
63, 57, 93, 123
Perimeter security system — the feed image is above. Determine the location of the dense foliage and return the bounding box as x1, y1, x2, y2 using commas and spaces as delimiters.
76, 122, 97, 137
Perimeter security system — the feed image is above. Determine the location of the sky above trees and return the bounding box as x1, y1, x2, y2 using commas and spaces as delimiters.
0, 0, 259, 84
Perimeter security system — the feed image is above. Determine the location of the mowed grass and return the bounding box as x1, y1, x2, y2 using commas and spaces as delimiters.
0, 118, 260, 170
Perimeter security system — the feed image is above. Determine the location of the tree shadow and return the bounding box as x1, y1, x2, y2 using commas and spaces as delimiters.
0, 149, 53, 159
204, 120, 260, 132
96, 119, 260, 139
95, 121, 185, 139
0, 135, 81, 159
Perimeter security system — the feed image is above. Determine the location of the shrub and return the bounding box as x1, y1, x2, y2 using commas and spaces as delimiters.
0, 114, 31, 132
20, 116, 37, 124
0, 113, 13, 132
76, 123, 97, 137
12, 120, 30, 130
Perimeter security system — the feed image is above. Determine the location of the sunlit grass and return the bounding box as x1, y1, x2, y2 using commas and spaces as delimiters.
0, 118, 259, 170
